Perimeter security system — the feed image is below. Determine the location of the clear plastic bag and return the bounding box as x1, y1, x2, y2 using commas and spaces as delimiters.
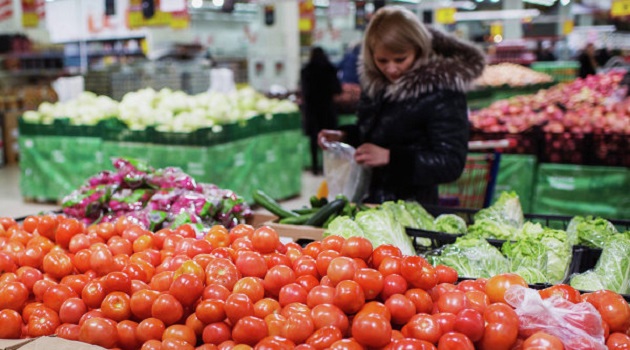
505, 285, 606, 350
322, 141, 371, 203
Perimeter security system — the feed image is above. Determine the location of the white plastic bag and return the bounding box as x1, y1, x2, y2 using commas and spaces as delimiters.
322, 141, 371, 203
505, 285, 606, 350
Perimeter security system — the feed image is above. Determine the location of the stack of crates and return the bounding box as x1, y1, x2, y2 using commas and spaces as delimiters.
530, 61, 579, 83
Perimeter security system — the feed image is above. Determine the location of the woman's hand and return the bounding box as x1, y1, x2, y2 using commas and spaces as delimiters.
318, 129, 346, 149
355, 143, 390, 167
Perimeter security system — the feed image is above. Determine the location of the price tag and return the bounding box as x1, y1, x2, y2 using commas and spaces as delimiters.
611, 0, 630, 17
435, 8, 456, 25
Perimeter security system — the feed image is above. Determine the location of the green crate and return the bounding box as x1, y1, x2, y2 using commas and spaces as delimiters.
531, 61, 579, 83
152, 127, 228, 146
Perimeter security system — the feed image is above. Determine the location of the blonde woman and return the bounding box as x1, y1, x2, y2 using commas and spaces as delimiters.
318, 6, 485, 205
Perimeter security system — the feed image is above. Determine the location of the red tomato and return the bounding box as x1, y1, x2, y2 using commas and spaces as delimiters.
311, 303, 350, 334
370, 244, 402, 270
378, 256, 403, 276
589, 290, 630, 333
202, 322, 232, 344
55, 218, 84, 250
436, 290, 468, 315
351, 313, 392, 348
16, 266, 43, 292
254, 335, 296, 349
265, 313, 287, 337
522, 331, 565, 350
388, 338, 437, 350
103, 271, 132, 294
251, 226, 280, 254
401, 256, 438, 290
130, 289, 160, 320
433, 313, 457, 334
78, 317, 118, 349
485, 273, 527, 304
353, 268, 384, 300
607, 332, 630, 350
229, 224, 255, 243
204, 225, 230, 249
235, 251, 268, 278
185, 313, 204, 338
327, 257, 357, 286
296, 275, 320, 292
282, 311, 315, 344
101, 291, 132, 322
405, 314, 442, 344
306, 325, 343, 349
405, 288, 433, 314
340, 237, 373, 261
380, 274, 408, 301
152, 293, 184, 326
0, 281, 28, 312
263, 265, 296, 297
437, 332, 474, 350
278, 283, 308, 307
435, 265, 458, 284
385, 294, 416, 325
303, 241, 323, 259
321, 235, 345, 252
115, 320, 140, 350
163, 324, 197, 347
225, 293, 255, 325
0, 309, 22, 339
56, 323, 80, 341
60, 274, 90, 296
538, 284, 581, 304
316, 250, 341, 277
205, 258, 241, 291
27, 305, 60, 337
233, 277, 266, 303
484, 303, 519, 328
169, 273, 204, 307
465, 290, 490, 314
334, 280, 365, 314
307, 285, 336, 308
293, 255, 320, 279
141, 339, 163, 350
59, 297, 87, 324
136, 317, 166, 343
477, 321, 518, 350
454, 309, 484, 342
232, 316, 268, 346
196, 299, 227, 324
203, 284, 231, 301
42, 252, 74, 280
254, 298, 281, 319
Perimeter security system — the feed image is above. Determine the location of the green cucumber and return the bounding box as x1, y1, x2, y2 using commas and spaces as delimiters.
294, 207, 320, 215
252, 190, 299, 218
279, 212, 316, 225
305, 198, 347, 227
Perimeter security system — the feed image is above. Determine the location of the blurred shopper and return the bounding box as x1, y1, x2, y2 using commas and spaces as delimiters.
338, 42, 361, 84
318, 6, 485, 205
536, 40, 556, 62
578, 43, 598, 78
301, 47, 342, 175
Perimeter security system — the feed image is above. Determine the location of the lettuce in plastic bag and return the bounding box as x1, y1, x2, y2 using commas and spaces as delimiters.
567, 215, 618, 248
434, 236, 508, 278
570, 270, 606, 292
468, 218, 518, 241
403, 201, 435, 231
538, 229, 572, 284
513, 266, 548, 284
502, 238, 548, 277
324, 216, 365, 239
434, 214, 467, 234
355, 208, 416, 256
594, 235, 630, 294
382, 201, 418, 229
474, 191, 524, 229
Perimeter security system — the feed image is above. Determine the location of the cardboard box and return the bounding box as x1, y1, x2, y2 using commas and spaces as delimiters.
0, 336, 105, 350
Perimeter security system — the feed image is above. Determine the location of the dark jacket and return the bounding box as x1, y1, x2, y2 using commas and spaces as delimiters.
301, 61, 342, 135
342, 28, 486, 205
578, 52, 597, 79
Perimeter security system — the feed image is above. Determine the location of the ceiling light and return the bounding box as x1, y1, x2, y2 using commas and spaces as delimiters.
212, 0, 224, 7
191, 0, 203, 8
454, 9, 541, 21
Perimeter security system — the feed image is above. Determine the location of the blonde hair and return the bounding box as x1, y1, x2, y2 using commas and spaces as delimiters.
362, 6, 433, 76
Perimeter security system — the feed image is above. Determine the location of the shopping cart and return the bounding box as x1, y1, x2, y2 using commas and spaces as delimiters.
438, 139, 516, 209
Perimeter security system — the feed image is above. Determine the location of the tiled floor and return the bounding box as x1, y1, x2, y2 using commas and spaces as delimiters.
0, 164, 324, 219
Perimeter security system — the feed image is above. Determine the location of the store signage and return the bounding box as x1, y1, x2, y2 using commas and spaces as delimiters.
490, 22, 503, 38
21, 0, 44, 28
0, 0, 13, 22
435, 7, 456, 24
128, 0, 189, 29
563, 19, 574, 34
299, 0, 315, 32
611, 0, 630, 17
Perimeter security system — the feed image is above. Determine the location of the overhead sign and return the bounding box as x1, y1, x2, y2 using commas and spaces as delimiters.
299, 0, 315, 32
563, 20, 574, 35
435, 7, 456, 25
128, 0, 189, 29
611, 0, 630, 17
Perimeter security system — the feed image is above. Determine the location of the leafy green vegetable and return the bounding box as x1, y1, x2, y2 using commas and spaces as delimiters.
594, 235, 630, 294
433, 236, 508, 278
382, 201, 419, 229
537, 229, 572, 284
570, 270, 606, 292
355, 209, 416, 256
474, 191, 524, 229
403, 201, 435, 231
467, 218, 517, 241
567, 216, 618, 248
502, 238, 548, 277
514, 266, 548, 284
434, 214, 467, 234
324, 216, 365, 239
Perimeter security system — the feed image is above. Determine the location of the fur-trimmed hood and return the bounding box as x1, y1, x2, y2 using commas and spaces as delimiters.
359, 27, 486, 102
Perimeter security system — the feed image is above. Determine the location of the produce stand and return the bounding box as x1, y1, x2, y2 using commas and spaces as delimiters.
18, 112, 304, 203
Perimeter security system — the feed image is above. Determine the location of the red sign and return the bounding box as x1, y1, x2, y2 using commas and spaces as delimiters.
0, 0, 13, 22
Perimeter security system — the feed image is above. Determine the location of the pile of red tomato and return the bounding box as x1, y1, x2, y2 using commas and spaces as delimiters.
0, 214, 630, 350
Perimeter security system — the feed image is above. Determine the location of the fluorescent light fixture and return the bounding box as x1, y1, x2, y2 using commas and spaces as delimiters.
560, 0, 570, 5
454, 1, 477, 10
212, 0, 224, 6
454, 9, 541, 21
191, 0, 204, 8
314, 0, 330, 6
523, 0, 556, 6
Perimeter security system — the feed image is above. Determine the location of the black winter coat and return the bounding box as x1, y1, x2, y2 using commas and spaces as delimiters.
301, 62, 342, 135
342, 28, 486, 205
